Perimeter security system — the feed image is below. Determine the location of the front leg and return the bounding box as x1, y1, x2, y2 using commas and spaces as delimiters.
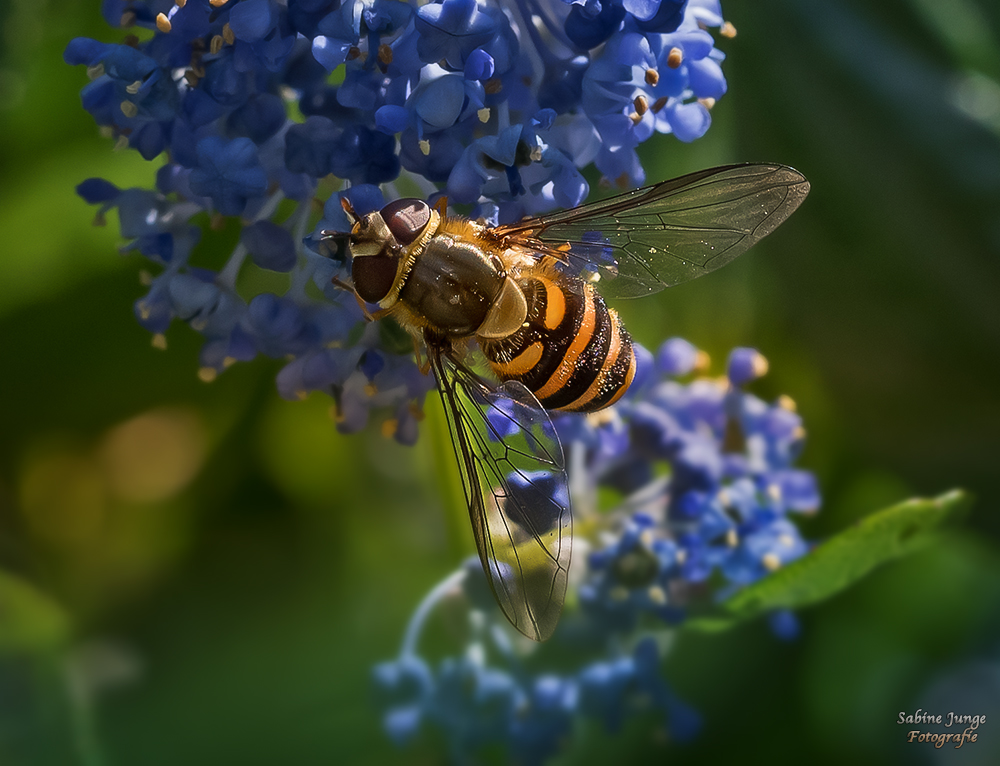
412, 336, 431, 376
332, 275, 391, 323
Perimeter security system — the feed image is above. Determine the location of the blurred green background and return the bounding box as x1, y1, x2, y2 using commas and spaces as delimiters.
2, 0, 1000, 763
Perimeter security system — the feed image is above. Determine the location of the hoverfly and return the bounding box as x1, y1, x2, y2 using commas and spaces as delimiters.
322, 164, 809, 641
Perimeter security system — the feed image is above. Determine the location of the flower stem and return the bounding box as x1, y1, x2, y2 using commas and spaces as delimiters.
401, 567, 467, 658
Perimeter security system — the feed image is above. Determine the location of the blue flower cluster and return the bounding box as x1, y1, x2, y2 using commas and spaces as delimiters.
66, 0, 731, 442
374, 342, 818, 761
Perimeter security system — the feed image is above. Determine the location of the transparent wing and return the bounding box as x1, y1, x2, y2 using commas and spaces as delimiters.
496, 163, 810, 298
430, 349, 571, 641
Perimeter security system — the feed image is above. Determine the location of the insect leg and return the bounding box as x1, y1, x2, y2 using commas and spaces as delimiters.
412, 336, 431, 376
331, 277, 391, 324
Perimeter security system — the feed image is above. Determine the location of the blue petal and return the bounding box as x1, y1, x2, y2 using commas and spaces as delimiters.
726, 347, 767, 386
665, 100, 711, 142
375, 104, 409, 134
63, 37, 110, 66
768, 609, 802, 641
311, 34, 353, 71
416, 0, 497, 67
168, 273, 220, 320
227, 94, 288, 144
656, 337, 699, 376
242, 221, 297, 272
464, 48, 495, 80
284, 116, 340, 177
76, 177, 120, 204
688, 56, 727, 99
329, 125, 401, 184
622, 0, 660, 21
565, 1, 626, 49
384, 706, 422, 746
414, 75, 465, 129
228, 0, 274, 42
479, 124, 522, 165
633, 0, 687, 32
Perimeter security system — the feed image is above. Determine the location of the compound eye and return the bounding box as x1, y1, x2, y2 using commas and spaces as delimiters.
380, 199, 431, 245
352, 249, 401, 304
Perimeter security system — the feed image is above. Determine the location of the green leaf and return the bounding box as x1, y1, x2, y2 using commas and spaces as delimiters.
685, 490, 971, 633
0, 569, 71, 655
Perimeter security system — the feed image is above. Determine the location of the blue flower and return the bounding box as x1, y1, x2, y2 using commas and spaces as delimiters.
414, 0, 501, 68
67, 3, 758, 753
375, 341, 817, 760
189, 136, 268, 216
68, 0, 736, 414
241, 221, 297, 272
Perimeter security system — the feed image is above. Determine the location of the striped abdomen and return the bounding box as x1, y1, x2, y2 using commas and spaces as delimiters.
481, 270, 636, 413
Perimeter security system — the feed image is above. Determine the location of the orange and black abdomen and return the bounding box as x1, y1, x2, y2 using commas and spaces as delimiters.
483, 271, 636, 413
